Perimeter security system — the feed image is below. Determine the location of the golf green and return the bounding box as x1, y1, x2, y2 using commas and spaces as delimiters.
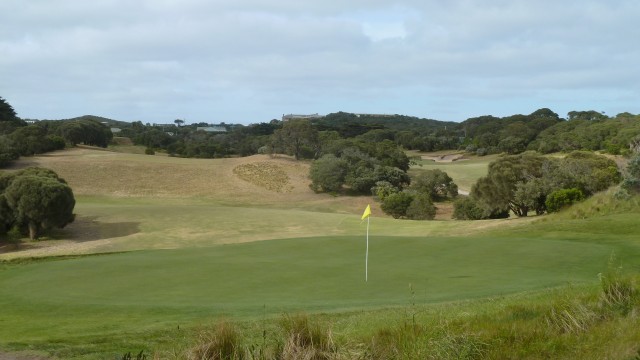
0, 235, 611, 321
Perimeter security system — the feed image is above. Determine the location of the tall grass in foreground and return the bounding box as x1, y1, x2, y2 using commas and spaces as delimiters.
175, 270, 640, 360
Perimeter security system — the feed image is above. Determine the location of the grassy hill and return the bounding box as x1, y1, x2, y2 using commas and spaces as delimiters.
0, 148, 639, 359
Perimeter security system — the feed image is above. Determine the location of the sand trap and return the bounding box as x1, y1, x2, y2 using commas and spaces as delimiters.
421, 153, 468, 163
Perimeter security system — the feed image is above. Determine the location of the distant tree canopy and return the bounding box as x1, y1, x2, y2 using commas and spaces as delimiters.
271, 119, 318, 160
0, 97, 122, 167
57, 119, 113, 147
0, 167, 75, 240
308, 142, 410, 196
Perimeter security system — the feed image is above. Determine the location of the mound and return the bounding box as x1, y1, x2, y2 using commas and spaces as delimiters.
6, 148, 322, 204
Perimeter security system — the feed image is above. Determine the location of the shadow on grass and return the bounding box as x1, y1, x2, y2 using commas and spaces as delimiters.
0, 216, 140, 255
58, 215, 141, 242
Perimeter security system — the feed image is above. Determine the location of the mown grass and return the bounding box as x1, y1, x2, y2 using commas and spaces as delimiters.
0, 231, 617, 358
409, 153, 499, 191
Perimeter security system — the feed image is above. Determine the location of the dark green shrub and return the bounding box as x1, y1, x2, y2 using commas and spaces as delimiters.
381, 192, 414, 219
371, 181, 399, 201
406, 194, 436, 220
144, 147, 155, 155
453, 197, 486, 220
309, 154, 347, 193
545, 188, 584, 213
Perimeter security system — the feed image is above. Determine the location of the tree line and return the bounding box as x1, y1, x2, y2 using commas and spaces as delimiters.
0, 97, 113, 167
2, 95, 640, 225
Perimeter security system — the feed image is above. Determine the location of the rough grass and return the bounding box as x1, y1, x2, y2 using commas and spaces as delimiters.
233, 162, 293, 193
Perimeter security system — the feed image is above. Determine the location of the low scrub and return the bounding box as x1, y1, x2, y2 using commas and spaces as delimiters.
179, 274, 640, 360
188, 321, 244, 360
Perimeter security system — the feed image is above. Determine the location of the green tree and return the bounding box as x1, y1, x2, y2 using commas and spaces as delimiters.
0, 97, 18, 122
621, 152, 640, 193
411, 169, 458, 201
309, 155, 347, 193
371, 181, 399, 200
0, 136, 19, 167
406, 194, 436, 220
272, 119, 318, 160
558, 151, 621, 195
381, 192, 414, 219
10, 125, 63, 155
513, 178, 548, 215
471, 153, 547, 217
567, 110, 608, 121
58, 119, 113, 147
0, 96, 26, 133
1, 168, 75, 240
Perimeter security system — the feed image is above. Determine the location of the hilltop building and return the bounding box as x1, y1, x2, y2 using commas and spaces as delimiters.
196, 126, 227, 133
282, 113, 323, 121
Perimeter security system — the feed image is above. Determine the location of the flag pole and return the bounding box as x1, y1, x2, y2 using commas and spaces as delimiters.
365, 215, 369, 282
361, 204, 371, 282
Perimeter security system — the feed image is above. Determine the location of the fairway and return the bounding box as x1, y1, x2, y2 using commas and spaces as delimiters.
0, 234, 613, 345
410, 153, 499, 192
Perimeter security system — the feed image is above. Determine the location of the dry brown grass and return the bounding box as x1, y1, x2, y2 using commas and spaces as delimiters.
233, 162, 293, 193
7, 148, 401, 216
9, 149, 315, 204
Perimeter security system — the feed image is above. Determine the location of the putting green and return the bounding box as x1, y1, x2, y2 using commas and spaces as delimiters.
0, 235, 611, 322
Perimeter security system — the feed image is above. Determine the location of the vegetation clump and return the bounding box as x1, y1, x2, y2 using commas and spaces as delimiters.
457, 151, 621, 219
0, 167, 75, 240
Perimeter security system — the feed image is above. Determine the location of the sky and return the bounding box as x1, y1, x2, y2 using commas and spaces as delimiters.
1, 0, 639, 124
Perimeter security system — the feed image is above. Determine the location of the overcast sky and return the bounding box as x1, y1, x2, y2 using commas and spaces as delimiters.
1, 1, 639, 124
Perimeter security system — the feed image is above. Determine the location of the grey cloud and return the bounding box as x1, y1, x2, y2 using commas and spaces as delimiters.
1, 0, 639, 122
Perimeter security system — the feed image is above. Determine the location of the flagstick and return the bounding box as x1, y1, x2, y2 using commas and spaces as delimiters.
365, 215, 369, 282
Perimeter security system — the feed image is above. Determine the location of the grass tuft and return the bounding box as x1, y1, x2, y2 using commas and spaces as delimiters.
545, 297, 599, 334
187, 321, 245, 360
279, 314, 336, 360
599, 255, 639, 315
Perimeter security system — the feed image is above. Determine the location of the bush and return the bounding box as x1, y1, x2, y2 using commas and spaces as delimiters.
452, 197, 486, 220
0, 167, 75, 240
309, 154, 347, 193
545, 188, 584, 213
622, 153, 640, 193
406, 194, 436, 220
371, 181, 399, 201
144, 147, 155, 155
381, 192, 414, 219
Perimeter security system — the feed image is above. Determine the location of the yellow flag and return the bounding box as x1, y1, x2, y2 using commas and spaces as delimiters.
361, 204, 371, 220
